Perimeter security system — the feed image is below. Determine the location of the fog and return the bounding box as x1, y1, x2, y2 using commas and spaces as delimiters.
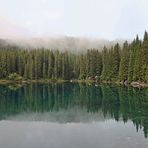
1, 36, 126, 52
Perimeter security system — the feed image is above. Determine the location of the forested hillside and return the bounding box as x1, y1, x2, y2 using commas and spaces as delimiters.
0, 32, 148, 83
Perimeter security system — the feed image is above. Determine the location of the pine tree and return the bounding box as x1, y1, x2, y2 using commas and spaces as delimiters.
61, 53, 65, 79
95, 50, 102, 78
128, 40, 136, 82
79, 54, 86, 79
24, 63, 28, 79
0, 52, 7, 78
112, 43, 120, 79
54, 50, 59, 79
133, 35, 142, 81
43, 62, 46, 79
28, 55, 33, 79
86, 50, 91, 78
34, 52, 38, 79
142, 31, 148, 82
119, 41, 129, 81
101, 46, 109, 80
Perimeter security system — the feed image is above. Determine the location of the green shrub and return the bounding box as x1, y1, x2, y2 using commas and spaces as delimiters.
7, 73, 23, 81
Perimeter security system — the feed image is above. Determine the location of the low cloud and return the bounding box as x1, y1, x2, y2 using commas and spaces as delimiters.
6, 36, 125, 52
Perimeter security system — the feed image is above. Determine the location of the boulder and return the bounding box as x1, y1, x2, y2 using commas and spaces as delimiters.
124, 80, 128, 86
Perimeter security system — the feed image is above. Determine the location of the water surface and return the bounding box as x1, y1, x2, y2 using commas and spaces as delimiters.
0, 83, 148, 148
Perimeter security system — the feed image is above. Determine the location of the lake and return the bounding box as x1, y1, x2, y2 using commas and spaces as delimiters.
0, 83, 148, 148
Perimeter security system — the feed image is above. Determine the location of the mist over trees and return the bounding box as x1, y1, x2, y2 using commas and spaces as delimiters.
0, 37, 125, 52
0, 32, 148, 83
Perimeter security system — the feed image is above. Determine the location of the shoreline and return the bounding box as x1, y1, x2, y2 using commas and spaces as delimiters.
0, 79, 68, 85
0, 79, 148, 88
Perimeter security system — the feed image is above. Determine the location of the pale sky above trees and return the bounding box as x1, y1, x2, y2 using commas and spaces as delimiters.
0, 0, 148, 39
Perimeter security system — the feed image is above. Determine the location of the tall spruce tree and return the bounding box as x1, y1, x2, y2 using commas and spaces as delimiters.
119, 41, 129, 81
133, 35, 142, 81
142, 31, 148, 82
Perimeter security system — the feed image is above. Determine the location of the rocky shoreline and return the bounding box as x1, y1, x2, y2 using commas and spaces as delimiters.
0, 79, 148, 88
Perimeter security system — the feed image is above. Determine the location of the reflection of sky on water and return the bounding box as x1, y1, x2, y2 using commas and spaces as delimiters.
0, 120, 147, 148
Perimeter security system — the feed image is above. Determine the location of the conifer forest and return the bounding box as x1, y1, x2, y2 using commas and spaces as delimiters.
0, 32, 148, 83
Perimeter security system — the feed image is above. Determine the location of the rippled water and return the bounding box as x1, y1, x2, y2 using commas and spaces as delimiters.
0, 83, 148, 148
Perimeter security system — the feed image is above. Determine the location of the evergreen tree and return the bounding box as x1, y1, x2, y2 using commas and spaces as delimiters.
142, 31, 148, 82
79, 54, 86, 79
54, 50, 59, 79
128, 40, 136, 82
119, 41, 129, 81
101, 46, 109, 80
133, 35, 142, 81
112, 43, 120, 79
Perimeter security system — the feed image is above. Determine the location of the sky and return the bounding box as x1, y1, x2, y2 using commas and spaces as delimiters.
0, 0, 148, 40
